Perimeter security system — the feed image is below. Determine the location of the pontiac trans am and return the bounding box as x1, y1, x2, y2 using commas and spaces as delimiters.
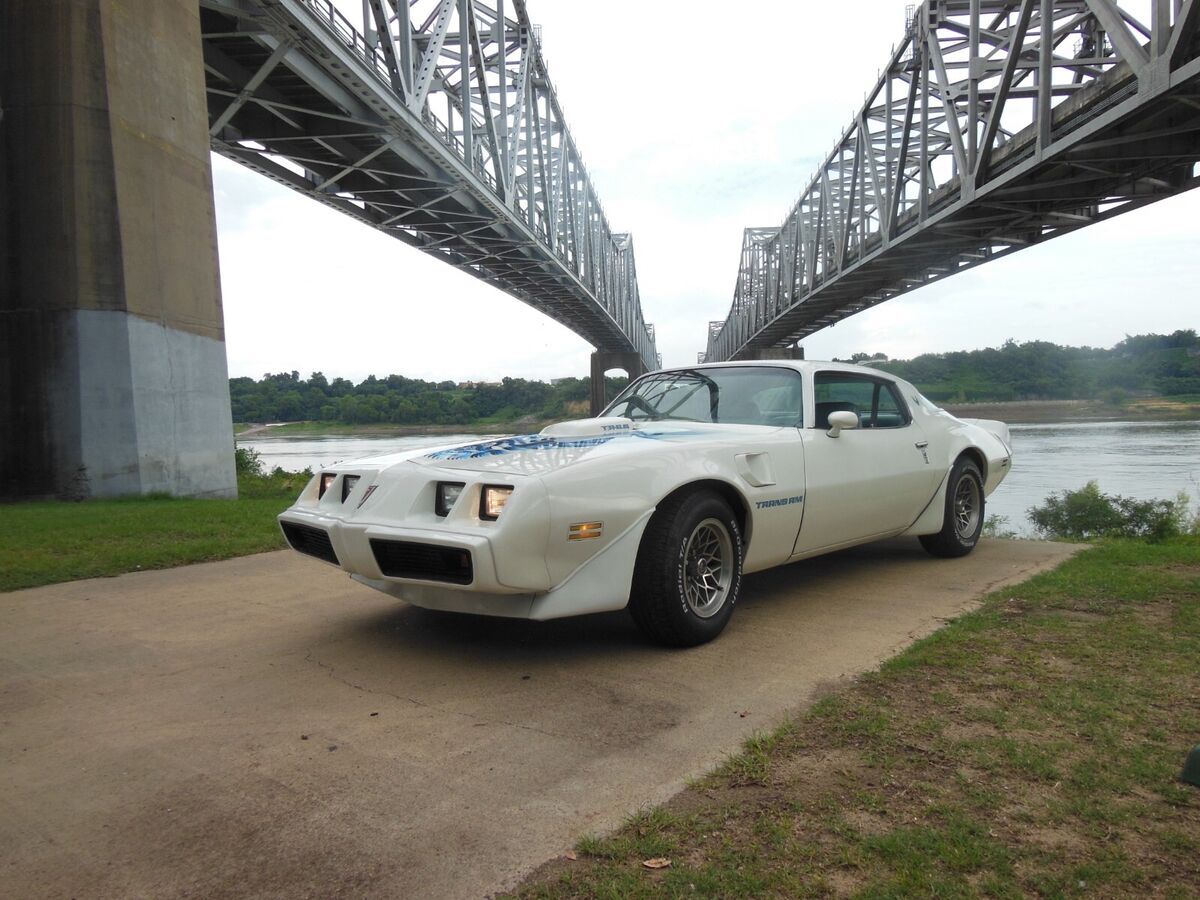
278, 361, 1012, 646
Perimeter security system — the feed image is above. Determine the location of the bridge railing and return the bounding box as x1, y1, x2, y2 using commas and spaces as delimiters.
285, 0, 658, 369
297, 1, 490, 185
705, 0, 1200, 362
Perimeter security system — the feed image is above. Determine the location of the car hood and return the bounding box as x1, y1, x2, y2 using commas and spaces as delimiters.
401, 417, 769, 476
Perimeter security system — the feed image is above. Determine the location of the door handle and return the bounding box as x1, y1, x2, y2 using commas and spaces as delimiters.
914, 441, 929, 449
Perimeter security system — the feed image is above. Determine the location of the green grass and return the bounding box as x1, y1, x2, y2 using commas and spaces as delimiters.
515, 536, 1200, 898
0, 471, 308, 592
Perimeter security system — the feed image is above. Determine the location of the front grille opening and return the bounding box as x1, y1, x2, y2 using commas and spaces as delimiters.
370, 539, 473, 585
281, 522, 339, 566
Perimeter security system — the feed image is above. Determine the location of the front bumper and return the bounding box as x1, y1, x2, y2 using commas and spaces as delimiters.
278, 507, 526, 596
278, 503, 652, 622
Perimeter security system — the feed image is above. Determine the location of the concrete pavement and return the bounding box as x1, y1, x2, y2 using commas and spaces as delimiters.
0, 538, 1079, 898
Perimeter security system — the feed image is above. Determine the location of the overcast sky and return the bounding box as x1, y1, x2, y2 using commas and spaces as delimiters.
212, 0, 1199, 384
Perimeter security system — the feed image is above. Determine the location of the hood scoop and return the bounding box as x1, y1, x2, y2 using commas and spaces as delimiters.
539, 417, 636, 439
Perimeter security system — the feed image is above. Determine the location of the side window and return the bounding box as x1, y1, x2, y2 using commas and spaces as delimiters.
872, 382, 911, 428
746, 381, 804, 427
813, 374, 911, 429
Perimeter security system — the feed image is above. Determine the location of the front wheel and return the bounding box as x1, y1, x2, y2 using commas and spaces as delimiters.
629, 491, 743, 647
919, 458, 985, 558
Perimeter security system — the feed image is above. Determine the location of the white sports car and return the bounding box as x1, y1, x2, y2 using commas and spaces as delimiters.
278, 361, 1012, 646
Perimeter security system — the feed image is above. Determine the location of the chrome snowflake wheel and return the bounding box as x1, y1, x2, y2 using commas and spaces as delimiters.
920, 457, 985, 559
953, 472, 982, 540
629, 491, 743, 646
683, 518, 735, 619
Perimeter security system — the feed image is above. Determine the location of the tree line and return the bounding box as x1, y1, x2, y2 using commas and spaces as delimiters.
229, 330, 1199, 425
859, 330, 1199, 403
229, 371, 627, 426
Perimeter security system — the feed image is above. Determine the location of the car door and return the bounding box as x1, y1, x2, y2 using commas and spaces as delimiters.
792, 371, 939, 556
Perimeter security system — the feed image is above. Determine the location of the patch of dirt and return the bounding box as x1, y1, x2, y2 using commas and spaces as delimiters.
1020, 824, 1091, 854
1054, 609, 1107, 622
1135, 602, 1180, 627
807, 678, 851, 705
1159, 564, 1200, 577
771, 747, 866, 787
823, 867, 865, 897
942, 721, 1000, 742
841, 808, 892, 837
1030, 653, 1083, 677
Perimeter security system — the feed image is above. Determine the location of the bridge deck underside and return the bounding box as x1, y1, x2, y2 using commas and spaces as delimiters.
710, 1, 1200, 363
201, 1, 653, 365
738, 73, 1200, 356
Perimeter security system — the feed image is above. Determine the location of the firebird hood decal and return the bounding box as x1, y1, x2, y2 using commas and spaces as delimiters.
422, 428, 708, 460
411, 425, 722, 475
424, 433, 614, 460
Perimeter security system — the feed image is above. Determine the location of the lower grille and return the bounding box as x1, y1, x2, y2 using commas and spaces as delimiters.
281, 522, 339, 566
370, 539, 473, 585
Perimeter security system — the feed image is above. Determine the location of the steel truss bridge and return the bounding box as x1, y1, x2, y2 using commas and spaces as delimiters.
704, 0, 1200, 363
201, 0, 658, 372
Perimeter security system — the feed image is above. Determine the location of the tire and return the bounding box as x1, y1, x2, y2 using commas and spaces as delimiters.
919, 457, 985, 558
629, 491, 743, 647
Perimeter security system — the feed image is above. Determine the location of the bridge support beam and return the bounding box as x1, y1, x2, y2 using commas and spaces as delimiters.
1, 0, 236, 499
741, 346, 805, 361
590, 352, 648, 416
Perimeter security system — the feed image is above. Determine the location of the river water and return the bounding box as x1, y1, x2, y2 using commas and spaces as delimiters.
240, 419, 1200, 537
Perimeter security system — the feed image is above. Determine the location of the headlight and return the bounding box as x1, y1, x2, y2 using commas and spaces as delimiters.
435, 481, 466, 517
319, 472, 337, 499
341, 474, 360, 503
479, 484, 513, 520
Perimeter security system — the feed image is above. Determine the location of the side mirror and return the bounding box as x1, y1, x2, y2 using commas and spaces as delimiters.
826, 410, 859, 438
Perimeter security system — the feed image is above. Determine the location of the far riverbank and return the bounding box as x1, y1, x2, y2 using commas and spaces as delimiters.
236, 394, 1200, 439
235, 419, 550, 439
942, 395, 1200, 424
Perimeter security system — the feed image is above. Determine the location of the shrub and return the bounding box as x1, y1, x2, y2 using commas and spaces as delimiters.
234, 445, 264, 478
1103, 387, 1131, 406
1027, 481, 1188, 541
982, 514, 1018, 539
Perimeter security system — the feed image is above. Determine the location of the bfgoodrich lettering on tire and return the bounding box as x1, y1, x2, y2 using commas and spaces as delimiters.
920, 457, 984, 558
629, 490, 743, 647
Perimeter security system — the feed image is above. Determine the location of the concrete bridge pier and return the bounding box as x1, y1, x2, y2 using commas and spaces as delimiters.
1, 0, 236, 499
589, 351, 648, 416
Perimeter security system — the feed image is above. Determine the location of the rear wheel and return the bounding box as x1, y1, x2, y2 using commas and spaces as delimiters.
920, 457, 984, 558
629, 491, 743, 647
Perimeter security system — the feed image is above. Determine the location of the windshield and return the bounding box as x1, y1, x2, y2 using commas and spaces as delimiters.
603, 367, 804, 426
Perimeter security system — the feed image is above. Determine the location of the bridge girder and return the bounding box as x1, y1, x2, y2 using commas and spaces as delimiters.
705, 0, 1200, 363
201, 0, 658, 371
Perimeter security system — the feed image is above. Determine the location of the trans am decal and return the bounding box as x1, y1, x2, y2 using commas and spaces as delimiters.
755, 495, 804, 510
423, 428, 706, 460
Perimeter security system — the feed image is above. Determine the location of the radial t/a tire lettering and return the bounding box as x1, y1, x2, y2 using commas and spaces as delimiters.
920, 457, 984, 558
629, 490, 743, 647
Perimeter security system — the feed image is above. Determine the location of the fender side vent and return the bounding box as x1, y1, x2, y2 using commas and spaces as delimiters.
370, 539, 473, 585
281, 522, 339, 566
